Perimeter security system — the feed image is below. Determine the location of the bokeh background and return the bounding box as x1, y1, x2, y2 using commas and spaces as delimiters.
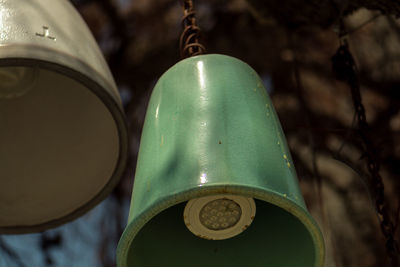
1, 0, 400, 266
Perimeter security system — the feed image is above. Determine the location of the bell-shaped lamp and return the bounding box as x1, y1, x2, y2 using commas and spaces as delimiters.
117, 54, 324, 266
0, 0, 128, 233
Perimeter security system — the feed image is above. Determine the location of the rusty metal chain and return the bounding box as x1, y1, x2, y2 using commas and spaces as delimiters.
332, 39, 399, 267
180, 0, 206, 58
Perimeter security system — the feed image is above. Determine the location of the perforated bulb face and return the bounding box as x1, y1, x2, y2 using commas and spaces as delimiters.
184, 195, 256, 240
0, 67, 38, 99
199, 199, 242, 230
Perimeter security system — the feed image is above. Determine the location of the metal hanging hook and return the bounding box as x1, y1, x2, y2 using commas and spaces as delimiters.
179, 0, 206, 58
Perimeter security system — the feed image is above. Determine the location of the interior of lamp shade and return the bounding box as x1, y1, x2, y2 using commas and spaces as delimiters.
126, 200, 316, 267
0, 67, 119, 228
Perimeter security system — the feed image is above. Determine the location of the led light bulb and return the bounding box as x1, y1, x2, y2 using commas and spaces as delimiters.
184, 195, 256, 240
199, 199, 242, 230
0, 67, 38, 99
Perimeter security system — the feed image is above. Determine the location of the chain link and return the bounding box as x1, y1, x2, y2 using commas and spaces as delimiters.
332, 39, 399, 267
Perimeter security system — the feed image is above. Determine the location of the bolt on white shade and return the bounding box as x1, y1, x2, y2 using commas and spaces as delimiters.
184, 195, 256, 240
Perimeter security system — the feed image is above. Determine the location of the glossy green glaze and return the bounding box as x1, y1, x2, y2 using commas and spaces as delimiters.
117, 54, 324, 267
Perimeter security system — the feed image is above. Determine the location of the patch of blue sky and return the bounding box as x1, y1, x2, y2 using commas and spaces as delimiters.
0, 196, 118, 267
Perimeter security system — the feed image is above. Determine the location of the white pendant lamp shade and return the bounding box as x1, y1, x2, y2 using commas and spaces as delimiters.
0, 0, 128, 233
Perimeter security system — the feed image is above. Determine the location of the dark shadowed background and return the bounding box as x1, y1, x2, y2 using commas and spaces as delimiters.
1, 0, 400, 266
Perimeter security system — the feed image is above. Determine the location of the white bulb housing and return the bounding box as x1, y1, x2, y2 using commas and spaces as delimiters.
184, 194, 256, 240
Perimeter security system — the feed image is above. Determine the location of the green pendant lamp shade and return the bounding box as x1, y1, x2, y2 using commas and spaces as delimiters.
0, 0, 128, 233
117, 54, 324, 267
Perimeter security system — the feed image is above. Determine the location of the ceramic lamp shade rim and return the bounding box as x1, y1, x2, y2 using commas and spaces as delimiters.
117, 184, 325, 267
0, 55, 129, 234
0, 44, 122, 105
